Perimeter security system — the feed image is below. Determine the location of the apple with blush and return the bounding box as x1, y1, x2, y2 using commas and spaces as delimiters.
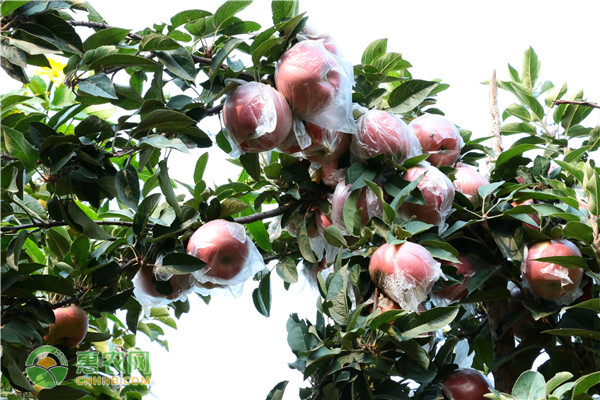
44, 305, 89, 348
408, 114, 464, 166
441, 368, 492, 400
187, 219, 250, 281
331, 181, 383, 234
279, 122, 350, 164
398, 163, 455, 226
275, 40, 342, 118
523, 239, 584, 301
350, 110, 421, 163
368, 241, 441, 311
432, 254, 477, 302
134, 265, 194, 301
223, 82, 292, 153
452, 163, 490, 206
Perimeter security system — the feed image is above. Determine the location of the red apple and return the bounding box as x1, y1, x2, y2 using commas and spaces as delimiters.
315, 209, 333, 235
279, 122, 350, 164
133, 265, 194, 301
523, 239, 584, 301
512, 199, 540, 230
320, 161, 345, 188
299, 25, 340, 55
433, 254, 476, 302
44, 305, 89, 348
275, 40, 342, 118
409, 114, 464, 166
223, 82, 292, 153
187, 219, 250, 280
453, 163, 490, 205
350, 110, 422, 163
331, 181, 383, 234
507, 282, 536, 340
398, 163, 455, 226
441, 368, 492, 400
368, 241, 441, 311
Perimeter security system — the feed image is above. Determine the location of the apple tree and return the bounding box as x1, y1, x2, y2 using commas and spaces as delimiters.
1, 1, 599, 399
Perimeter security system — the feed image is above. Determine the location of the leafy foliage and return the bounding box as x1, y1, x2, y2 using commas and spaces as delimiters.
1, 1, 599, 399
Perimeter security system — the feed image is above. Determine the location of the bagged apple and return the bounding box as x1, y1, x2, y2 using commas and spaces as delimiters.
409, 114, 464, 166
369, 241, 442, 312
223, 81, 293, 155
133, 259, 196, 311
187, 219, 265, 291
452, 163, 490, 206
398, 162, 455, 232
279, 121, 351, 165
350, 109, 422, 164
331, 181, 383, 235
275, 40, 355, 134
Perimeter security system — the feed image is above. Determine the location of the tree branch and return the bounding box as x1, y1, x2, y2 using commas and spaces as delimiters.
490, 69, 503, 156
553, 99, 600, 109
68, 20, 142, 40
0, 220, 153, 233
233, 203, 294, 224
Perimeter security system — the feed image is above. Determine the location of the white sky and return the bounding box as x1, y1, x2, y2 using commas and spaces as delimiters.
3, 1, 600, 399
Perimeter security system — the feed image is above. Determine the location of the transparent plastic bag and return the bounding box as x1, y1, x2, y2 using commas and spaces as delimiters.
409, 113, 464, 166
369, 242, 442, 312
522, 240, 584, 305
331, 181, 383, 235
350, 109, 422, 163
296, 24, 341, 55
399, 162, 455, 232
431, 254, 479, 306
132, 258, 195, 313
187, 220, 266, 292
223, 81, 292, 155
275, 40, 355, 134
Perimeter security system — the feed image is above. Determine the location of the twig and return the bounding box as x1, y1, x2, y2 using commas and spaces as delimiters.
553, 99, 600, 109
263, 250, 298, 263
68, 20, 142, 40
490, 69, 503, 156
233, 203, 294, 224
0, 220, 152, 233
207, 104, 224, 115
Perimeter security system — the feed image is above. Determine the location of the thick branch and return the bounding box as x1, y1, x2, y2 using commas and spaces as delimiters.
0, 220, 152, 233
490, 69, 503, 156
233, 203, 294, 224
553, 99, 600, 109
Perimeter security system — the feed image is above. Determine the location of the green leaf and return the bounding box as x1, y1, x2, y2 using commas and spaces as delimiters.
272, 0, 299, 24
83, 27, 131, 51
542, 328, 600, 340
246, 220, 272, 252
583, 162, 600, 215
171, 9, 212, 28
1, 1, 28, 16
133, 193, 161, 235
545, 372, 573, 396
266, 380, 289, 400
115, 163, 140, 211
252, 271, 271, 317
2, 126, 38, 168
161, 253, 206, 274
361, 39, 387, 65
276, 257, 298, 284
323, 225, 347, 247
521, 47, 540, 93
17, 275, 75, 296
134, 109, 197, 133
239, 153, 261, 181
500, 122, 537, 135
157, 160, 182, 219
296, 221, 317, 264
77, 73, 118, 99
214, 1, 252, 26
503, 104, 531, 122
565, 298, 600, 312
388, 79, 438, 113
512, 370, 546, 400
155, 47, 196, 81
193, 152, 209, 183
93, 288, 134, 312
563, 221, 594, 244
399, 306, 459, 340
138, 135, 190, 153
89, 54, 158, 69
532, 255, 587, 270
6, 230, 28, 270
326, 266, 349, 325
570, 371, 600, 400
139, 33, 180, 51
209, 38, 243, 82
477, 181, 504, 200
66, 202, 114, 240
